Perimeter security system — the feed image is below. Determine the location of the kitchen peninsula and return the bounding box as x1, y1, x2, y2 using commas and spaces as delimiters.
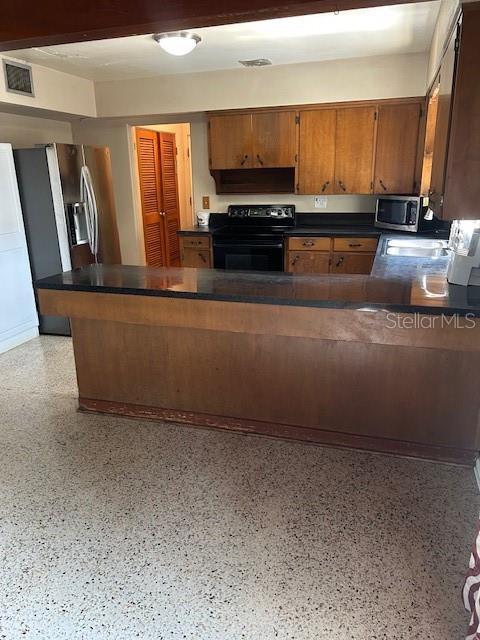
37, 251, 480, 467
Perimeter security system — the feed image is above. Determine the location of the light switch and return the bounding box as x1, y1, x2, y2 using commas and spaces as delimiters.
202, 196, 210, 209
314, 196, 328, 209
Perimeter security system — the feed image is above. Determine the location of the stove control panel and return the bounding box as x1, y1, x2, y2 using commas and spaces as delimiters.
227, 205, 295, 219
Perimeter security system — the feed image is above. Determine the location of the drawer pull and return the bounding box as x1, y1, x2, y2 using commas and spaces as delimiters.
291, 255, 299, 266
240, 154, 249, 166
336, 257, 344, 267
321, 180, 330, 192
338, 180, 346, 192
199, 252, 207, 263
379, 179, 387, 191
349, 243, 362, 248
302, 240, 315, 247
256, 154, 264, 166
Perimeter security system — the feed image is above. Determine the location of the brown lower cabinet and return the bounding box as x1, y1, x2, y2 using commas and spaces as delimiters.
287, 251, 331, 273
330, 252, 376, 274
179, 235, 212, 268
286, 236, 378, 274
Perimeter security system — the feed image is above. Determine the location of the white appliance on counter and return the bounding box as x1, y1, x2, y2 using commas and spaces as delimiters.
447, 219, 480, 286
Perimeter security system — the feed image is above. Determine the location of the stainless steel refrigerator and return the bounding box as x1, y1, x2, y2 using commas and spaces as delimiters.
14, 143, 121, 335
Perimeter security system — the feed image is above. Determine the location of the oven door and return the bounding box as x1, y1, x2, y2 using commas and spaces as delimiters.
213, 238, 284, 271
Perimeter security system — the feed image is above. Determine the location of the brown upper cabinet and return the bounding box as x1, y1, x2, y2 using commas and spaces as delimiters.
209, 111, 296, 170
423, 3, 480, 220
298, 109, 336, 195
374, 102, 422, 195
427, 27, 457, 216
335, 107, 376, 194
209, 98, 423, 195
252, 112, 297, 168
209, 114, 253, 169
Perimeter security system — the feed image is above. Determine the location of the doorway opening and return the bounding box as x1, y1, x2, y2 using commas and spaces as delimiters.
134, 123, 194, 267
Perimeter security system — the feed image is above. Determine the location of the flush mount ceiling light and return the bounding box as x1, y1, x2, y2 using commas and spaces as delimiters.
153, 32, 201, 56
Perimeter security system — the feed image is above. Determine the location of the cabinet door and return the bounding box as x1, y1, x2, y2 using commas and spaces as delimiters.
298, 110, 336, 195
429, 26, 458, 216
181, 247, 211, 268
331, 252, 375, 274
208, 114, 252, 169
136, 128, 167, 267
252, 111, 297, 168
335, 107, 376, 194
159, 131, 181, 266
374, 103, 421, 195
286, 251, 330, 273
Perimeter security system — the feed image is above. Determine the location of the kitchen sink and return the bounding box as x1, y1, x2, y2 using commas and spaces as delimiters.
382, 237, 449, 258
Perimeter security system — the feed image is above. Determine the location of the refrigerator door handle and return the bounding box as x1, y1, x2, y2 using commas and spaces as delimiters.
80, 165, 99, 260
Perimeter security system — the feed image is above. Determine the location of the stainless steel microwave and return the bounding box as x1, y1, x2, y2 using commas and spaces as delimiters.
375, 196, 427, 233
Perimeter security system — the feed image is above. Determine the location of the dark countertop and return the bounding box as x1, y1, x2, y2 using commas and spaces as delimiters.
36, 245, 480, 316
177, 226, 212, 236
176, 212, 449, 239
285, 225, 381, 237
177, 224, 382, 237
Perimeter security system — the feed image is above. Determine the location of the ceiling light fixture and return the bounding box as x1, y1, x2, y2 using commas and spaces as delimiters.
153, 32, 201, 56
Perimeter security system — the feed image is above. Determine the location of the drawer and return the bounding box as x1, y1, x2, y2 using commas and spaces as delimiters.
333, 237, 378, 252
286, 251, 330, 273
180, 235, 210, 249
288, 236, 331, 251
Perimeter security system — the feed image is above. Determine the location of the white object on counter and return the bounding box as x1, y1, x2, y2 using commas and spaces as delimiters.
447, 219, 480, 286
196, 211, 210, 227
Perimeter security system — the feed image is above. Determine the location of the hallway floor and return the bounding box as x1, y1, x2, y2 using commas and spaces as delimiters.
0, 336, 478, 639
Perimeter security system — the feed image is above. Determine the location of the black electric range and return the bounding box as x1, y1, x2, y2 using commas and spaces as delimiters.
212, 205, 295, 271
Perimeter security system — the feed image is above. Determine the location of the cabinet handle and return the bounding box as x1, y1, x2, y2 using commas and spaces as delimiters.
240, 154, 249, 166
321, 181, 330, 192
338, 180, 346, 192
256, 154, 264, 166
198, 252, 207, 263
302, 240, 315, 247
348, 243, 362, 248
291, 255, 299, 266
379, 179, 387, 191
336, 257, 344, 267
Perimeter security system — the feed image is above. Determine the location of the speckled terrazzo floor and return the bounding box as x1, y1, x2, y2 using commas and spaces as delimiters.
0, 336, 478, 639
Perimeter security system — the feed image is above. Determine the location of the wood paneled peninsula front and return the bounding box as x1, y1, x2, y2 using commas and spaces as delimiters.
37, 260, 480, 466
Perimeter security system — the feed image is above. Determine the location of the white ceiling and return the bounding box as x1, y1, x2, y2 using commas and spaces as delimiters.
6, 1, 440, 82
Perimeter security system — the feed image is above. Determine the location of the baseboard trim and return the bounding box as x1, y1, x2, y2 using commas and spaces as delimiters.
79, 397, 476, 466
0, 325, 38, 354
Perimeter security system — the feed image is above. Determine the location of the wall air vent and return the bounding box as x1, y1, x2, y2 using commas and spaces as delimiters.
3, 60, 34, 97
238, 58, 272, 67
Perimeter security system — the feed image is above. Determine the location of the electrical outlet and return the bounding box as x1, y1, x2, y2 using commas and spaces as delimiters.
202, 196, 210, 209
314, 196, 328, 209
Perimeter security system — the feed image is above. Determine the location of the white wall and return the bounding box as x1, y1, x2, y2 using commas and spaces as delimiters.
0, 112, 73, 146
0, 56, 96, 118
95, 52, 428, 118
